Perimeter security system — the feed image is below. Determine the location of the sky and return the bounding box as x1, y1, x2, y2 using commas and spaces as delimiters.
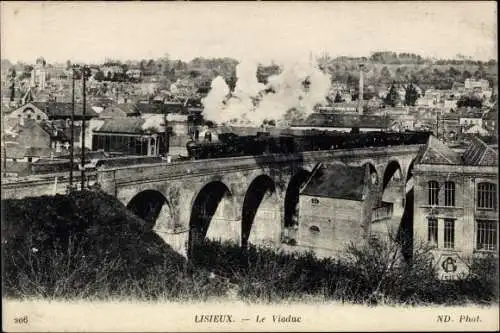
1, 1, 497, 65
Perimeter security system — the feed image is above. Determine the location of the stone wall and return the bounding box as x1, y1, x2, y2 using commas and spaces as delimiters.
298, 195, 365, 256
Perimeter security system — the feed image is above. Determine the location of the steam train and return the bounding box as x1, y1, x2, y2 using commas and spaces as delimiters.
186, 128, 431, 160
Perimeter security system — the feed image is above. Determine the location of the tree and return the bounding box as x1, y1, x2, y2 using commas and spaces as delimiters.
94, 70, 105, 82
334, 91, 343, 103
404, 83, 419, 106
457, 95, 482, 108
9, 81, 15, 101
384, 84, 399, 107
9, 67, 16, 79
21, 65, 33, 79
380, 66, 392, 84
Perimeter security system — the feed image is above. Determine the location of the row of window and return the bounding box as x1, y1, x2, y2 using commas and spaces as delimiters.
427, 218, 497, 251
427, 181, 497, 210
18, 114, 43, 120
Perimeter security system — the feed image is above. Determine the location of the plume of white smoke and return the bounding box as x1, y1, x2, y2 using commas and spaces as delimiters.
201, 58, 331, 126
142, 114, 165, 131
201, 76, 230, 123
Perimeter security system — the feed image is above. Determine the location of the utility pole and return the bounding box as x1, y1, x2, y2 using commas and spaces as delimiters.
436, 113, 440, 139
358, 64, 364, 115
2, 115, 7, 178
81, 66, 91, 190
69, 66, 76, 188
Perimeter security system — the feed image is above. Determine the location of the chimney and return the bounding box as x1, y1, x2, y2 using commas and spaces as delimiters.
358, 64, 364, 114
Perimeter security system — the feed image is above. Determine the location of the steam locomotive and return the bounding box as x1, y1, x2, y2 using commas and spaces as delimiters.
186, 128, 431, 160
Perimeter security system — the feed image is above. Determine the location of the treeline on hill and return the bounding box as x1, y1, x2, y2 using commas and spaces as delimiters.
2, 190, 498, 304
3, 52, 497, 93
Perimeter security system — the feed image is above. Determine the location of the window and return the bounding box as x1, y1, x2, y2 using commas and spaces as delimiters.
477, 182, 497, 211
309, 225, 320, 232
428, 181, 439, 205
444, 181, 455, 207
427, 218, 438, 246
444, 219, 455, 248
476, 220, 497, 251
311, 198, 319, 206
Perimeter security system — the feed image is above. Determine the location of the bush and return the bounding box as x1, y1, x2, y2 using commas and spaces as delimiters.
2, 190, 227, 300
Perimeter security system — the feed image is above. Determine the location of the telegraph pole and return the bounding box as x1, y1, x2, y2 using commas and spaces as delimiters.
436, 113, 440, 139
2, 115, 7, 178
69, 66, 76, 188
81, 66, 90, 190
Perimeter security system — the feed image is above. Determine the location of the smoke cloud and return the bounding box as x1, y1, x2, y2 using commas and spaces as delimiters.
201, 59, 331, 126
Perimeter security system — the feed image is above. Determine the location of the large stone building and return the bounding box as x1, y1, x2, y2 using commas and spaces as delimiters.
412, 136, 498, 278
30, 57, 47, 89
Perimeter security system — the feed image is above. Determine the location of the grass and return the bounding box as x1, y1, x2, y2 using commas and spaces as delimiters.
2, 190, 498, 305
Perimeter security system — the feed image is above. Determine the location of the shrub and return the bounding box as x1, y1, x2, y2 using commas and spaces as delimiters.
1, 190, 224, 300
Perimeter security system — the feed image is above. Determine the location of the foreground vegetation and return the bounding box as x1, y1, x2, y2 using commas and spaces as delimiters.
2, 190, 498, 305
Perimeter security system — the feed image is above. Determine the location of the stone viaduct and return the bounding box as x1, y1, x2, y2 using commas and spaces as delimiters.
2, 144, 424, 257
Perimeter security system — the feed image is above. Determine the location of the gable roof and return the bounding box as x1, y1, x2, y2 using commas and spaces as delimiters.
462, 136, 498, 166
415, 135, 462, 165
94, 117, 146, 134
32, 102, 98, 118
89, 97, 115, 108
99, 104, 139, 118
300, 163, 368, 201
2, 120, 53, 158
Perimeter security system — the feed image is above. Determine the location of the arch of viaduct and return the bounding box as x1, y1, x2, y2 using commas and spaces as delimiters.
93, 145, 423, 257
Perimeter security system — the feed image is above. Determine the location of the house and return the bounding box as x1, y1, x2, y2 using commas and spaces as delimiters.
444, 99, 458, 112
317, 101, 364, 113
4, 102, 49, 122
464, 79, 489, 91
439, 113, 461, 141
2, 119, 53, 164
101, 65, 124, 79
390, 114, 415, 131
412, 136, 498, 279
295, 163, 378, 257
1, 85, 24, 106
89, 96, 115, 111
290, 113, 392, 132
462, 123, 489, 136
46, 67, 69, 83
6, 102, 101, 151
126, 69, 142, 80
135, 101, 186, 116
459, 109, 483, 128
91, 117, 167, 157
32, 102, 99, 121
482, 107, 498, 136
39, 119, 82, 156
